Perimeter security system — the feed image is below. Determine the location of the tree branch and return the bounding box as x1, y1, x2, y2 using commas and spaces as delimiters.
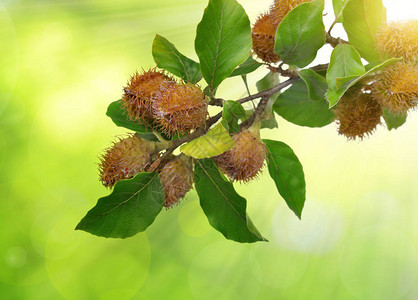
240, 95, 270, 130
209, 62, 331, 108
209, 97, 223, 106
146, 112, 223, 172
146, 74, 308, 171
325, 32, 349, 48
268, 62, 298, 78
237, 77, 298, 105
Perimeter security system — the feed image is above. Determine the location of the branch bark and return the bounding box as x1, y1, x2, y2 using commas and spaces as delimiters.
240, 95, 269, 130
325, 32, 349, 48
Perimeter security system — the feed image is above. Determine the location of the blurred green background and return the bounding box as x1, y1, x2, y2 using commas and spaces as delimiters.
1, 0, 418, 299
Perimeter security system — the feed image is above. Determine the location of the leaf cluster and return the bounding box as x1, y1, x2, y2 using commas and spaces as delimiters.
76, 0, 416, 243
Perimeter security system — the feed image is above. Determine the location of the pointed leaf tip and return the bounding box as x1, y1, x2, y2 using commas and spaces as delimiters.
194, 159, 266, 243
195, 0, 252, 90
263, 140, 306, 218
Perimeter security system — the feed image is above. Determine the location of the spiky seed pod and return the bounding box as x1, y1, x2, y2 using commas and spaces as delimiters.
251, 0, 311, 63
159, 155, 194, 208
376, 20, 418, 61
152, 81, 207, 136
121, 69, 172, 121
213, 131, 267, 182
99, 134, 157, 188
251, 13, 281, 63
334, 91, 382, 140
270, 0, 311, 24
371, 62, 418, 114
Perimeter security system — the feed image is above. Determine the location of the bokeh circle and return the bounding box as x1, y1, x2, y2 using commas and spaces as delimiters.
251, 235, 310, 289
339, 226, 418, 300
177, 199, 211, 237
45, 211, 151, 300
189, 241, 262, 300
272, 198, 344, 254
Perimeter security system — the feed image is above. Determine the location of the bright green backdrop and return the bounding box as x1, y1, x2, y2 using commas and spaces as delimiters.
1, 0, 417, 299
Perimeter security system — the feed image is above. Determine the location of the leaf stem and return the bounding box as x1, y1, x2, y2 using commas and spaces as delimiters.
237, 78, 298, 105
327, 0, 349, 36
327, 20, 338, 36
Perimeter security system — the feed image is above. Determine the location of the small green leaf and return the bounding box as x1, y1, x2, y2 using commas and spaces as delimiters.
261, 114, 278, 129
76, 172, 164, 238
256, 72, 280, 94
152, 35, 202, 83
258, 71, 281, 113
195, 0, 252, 91
335, 75, 362, 90
332, 0, 349, 23
106, 100, 159, 141
230, 57, 262, 77
274, 0, 326, 68
274, 80, 335, 127
241, 75, 251, 95
342, 0, 387, 63
326, 44, 365, 92
244, 109, 253, 120
298, 69, 328, 100
106, 100, 148, 133
223, 100, 247, 133
180, 123, 235, 159
263, 140, 306, 219
254, 72, 280, 129
194, 159, 266, 243
242, 107, 279, 130
383, 110, 407, 131
326, 57, 399, 107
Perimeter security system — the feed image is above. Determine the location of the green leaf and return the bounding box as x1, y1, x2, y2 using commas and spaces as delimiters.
241, 75, 251, 95
195, 0, 252, 91
326, 44, 365, 91
383, 110, 407, 131
326, 57, 399, 107
152, 35, 202, 83
106, 100, 158, 141
230, 57, 262, 77
254, 72, 280, 129
76, 172, 164, 238
298, 69, 328, 100
194, 159, 266, 243
332, 0, 349, 23
342, 0, 387, 63
222, 100, 246, 133
326, 44, 365, 107
261, 115, 278, 129
244, 109, 253, 120
252, 70, 281, 129
106, 100, 148, 133
263, 140, 306, 219
335, 74, 362, 90
274, 0, 326, 68
274, 80, 335, 127
180, 123, 235, 159
256, 72, 280, 94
